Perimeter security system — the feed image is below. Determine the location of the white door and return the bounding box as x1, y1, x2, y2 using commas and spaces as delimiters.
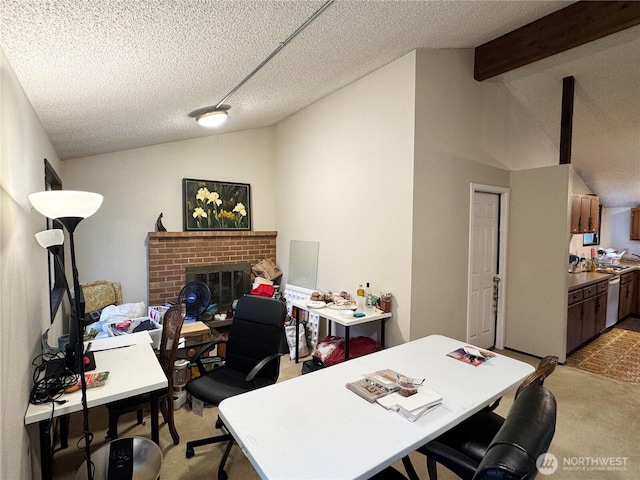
469, 192, 500, 348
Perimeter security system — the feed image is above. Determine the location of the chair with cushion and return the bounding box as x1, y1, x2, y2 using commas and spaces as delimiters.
419, 355, 558, 480
184, 294, 287, 480
106, 304, 185, 444
373, 383, 557, 480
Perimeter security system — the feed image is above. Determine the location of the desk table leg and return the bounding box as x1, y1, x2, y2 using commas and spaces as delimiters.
59, 414, 69, 449
150, 390, 160, 445
39, 419, 53, 480
380, 319, 386, 349
295, 319, 300, 364
344, 326, 350, 360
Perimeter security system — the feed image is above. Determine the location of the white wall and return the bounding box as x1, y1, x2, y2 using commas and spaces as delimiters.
63, 128, 277, 304
601, 208, 640, 257
274, 52, 417, 346
1, 46, 63, 479
507, 165, 571, 362
411, 49, 556, 343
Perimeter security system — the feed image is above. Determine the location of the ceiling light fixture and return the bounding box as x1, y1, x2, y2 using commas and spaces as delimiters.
192, 0, 334, 128
196, 109, 229, 128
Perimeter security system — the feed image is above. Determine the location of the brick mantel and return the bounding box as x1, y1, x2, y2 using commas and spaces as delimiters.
147, 231, 277, 305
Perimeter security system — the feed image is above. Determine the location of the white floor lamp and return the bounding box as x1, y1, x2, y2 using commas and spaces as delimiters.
30, 190, 103, 480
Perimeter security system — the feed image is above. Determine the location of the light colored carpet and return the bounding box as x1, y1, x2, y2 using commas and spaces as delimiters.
52, 351, 640, 479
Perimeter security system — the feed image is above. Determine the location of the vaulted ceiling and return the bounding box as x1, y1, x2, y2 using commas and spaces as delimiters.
1, 1, 638, 207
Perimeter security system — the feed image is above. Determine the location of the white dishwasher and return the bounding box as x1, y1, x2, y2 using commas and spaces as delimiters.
606, 276, 620, 329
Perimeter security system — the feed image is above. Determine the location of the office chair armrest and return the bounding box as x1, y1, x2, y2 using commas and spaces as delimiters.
190, 340, 227, 376
244, 352, 282, 382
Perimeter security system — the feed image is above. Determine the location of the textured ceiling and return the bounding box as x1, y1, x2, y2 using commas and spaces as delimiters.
1, 0, 638, 207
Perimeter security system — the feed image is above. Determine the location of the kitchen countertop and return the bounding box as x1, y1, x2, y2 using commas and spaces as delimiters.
568, 262, 639, 291
568, 272, 613, 291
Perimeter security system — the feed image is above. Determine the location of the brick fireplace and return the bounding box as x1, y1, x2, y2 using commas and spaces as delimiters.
147, 231, 277, 306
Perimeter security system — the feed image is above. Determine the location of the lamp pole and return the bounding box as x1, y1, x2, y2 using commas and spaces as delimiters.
58, 217, 93, 480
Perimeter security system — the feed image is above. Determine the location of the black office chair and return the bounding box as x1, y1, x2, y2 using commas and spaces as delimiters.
372, 383, 557, 480
106, 304, 186, 444
418, 355, 558, 480
184, 294, 287, 480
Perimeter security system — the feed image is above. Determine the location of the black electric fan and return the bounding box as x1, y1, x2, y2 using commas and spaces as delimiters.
178, 281, 212, 320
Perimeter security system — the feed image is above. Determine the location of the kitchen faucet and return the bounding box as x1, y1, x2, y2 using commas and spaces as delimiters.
631, 253, 640, 264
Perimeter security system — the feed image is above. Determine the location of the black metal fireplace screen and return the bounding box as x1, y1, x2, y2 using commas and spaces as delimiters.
185, 263, 252, 311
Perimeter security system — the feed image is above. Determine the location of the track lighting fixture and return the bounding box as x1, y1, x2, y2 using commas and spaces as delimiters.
192, 0, 334, 128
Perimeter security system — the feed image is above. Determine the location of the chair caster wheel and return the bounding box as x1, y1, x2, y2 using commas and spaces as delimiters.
215, 418, 223, 429
186, 447, 195, 458
218, 469, 228, 480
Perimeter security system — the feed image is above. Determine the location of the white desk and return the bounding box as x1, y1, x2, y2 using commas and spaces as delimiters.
218, 335, 534, 480
24, 343, 168, 480
290, 299, 392, 361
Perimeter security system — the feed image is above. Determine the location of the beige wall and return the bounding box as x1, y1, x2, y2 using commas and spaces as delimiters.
411, 49, 556, 342
506, 165, 571, 362
602, 207, 639, 257
274, 52, 417, 346
1, 46, 63, 479
63, 128, 277, 304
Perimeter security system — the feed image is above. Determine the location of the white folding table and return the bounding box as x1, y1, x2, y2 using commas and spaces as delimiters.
24, 342, 168, 480
290, 299, 392, 361
218, 334, 534, 479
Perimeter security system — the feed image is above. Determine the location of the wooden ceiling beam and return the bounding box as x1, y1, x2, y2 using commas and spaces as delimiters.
474, 1, 640, 81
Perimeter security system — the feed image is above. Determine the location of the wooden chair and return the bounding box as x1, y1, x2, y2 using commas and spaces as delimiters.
106, 304, 185, 444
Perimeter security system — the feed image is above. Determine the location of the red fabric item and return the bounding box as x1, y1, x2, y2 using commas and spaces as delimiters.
251, 284, 275, 297
316, 335, 382, 366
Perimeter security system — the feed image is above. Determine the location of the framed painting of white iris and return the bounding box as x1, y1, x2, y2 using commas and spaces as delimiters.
182, 178, 251, 231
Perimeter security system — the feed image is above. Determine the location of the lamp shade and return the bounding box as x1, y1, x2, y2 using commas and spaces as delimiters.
35, 229, 64, 249
29, 191, 103, 220
196, 110, 228, 128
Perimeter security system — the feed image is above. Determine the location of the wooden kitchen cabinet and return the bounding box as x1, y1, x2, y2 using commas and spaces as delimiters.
570, 194, 599, 234
631, 207, 640, 241
567, 279, 608, 353
618, 271, 637, 320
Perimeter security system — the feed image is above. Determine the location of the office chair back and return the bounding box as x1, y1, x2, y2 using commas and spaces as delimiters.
224, 295, 287, 382
472, 384, 557, 480
184, 295, 287, 478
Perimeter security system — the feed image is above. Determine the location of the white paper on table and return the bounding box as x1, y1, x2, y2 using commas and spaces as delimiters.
376, 388, 443, 413
89, 331, 153, 351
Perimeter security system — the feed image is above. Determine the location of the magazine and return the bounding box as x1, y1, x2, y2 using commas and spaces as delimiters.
447, 345, 496, 366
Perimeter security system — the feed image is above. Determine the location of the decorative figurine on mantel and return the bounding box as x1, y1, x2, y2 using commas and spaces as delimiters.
156, 212, 167, 232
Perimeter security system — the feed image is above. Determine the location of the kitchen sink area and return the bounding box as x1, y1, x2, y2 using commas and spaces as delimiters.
597, 264, 636, 274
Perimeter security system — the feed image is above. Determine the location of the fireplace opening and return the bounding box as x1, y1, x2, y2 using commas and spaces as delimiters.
185, 263, 252, 311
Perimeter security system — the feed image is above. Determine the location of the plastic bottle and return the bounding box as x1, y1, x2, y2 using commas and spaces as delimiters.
356, 284, 365, 310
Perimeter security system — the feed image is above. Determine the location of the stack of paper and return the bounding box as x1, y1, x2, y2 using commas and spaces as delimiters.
376, 388, 442, 422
